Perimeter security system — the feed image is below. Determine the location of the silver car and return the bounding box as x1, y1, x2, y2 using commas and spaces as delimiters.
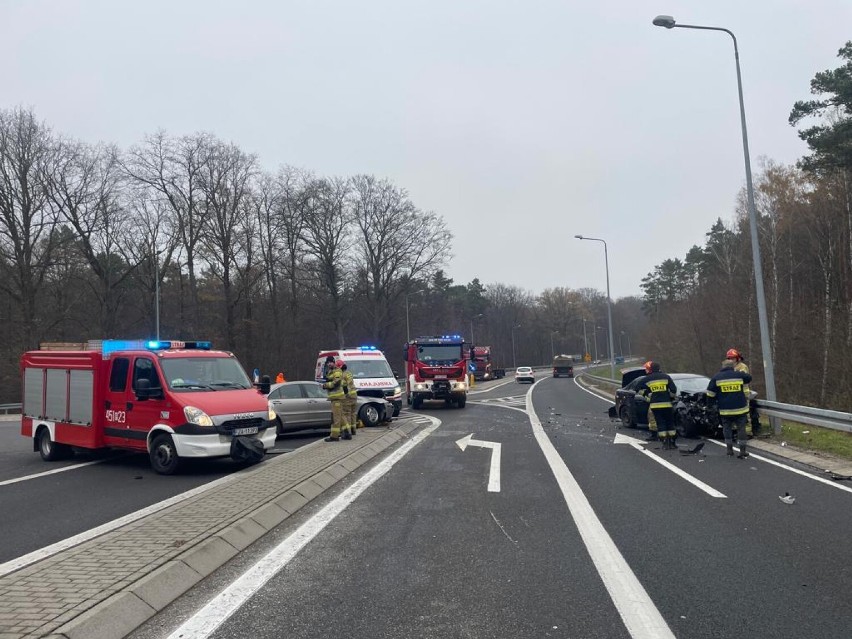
266, 381, 393, 434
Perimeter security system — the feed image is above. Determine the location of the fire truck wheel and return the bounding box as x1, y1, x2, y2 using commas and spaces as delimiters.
412, 396, 423, 410
38, 428, 71, 462
456, 395, 467, 408
359, 404, 381, 427
150, 434, 181, 475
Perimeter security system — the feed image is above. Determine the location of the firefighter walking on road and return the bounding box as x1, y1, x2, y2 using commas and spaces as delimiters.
707, 359, 753, 458
637, 361, 679, 449
322, 359, 351, 441
341, 362, 358, 436
726, 348, 762, 437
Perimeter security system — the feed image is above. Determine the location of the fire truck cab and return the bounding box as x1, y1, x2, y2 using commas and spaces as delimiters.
404, 335, 469, 409
20, 340, 277, 475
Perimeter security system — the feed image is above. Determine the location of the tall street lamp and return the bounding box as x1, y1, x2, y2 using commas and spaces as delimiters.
550, 330, 559, 358
511, 324, 522, 369
653, 14, 778, 433
581, 318, 590, 362
470, 313, 484, 344
405, 289, 425, 343
575, 235, 616, 380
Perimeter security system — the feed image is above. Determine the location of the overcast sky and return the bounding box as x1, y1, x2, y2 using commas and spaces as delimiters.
3, 0, 850, 299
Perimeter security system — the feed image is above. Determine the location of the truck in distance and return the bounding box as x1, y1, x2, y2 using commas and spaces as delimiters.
552, 354, 574, 378
470, 346, 505, 381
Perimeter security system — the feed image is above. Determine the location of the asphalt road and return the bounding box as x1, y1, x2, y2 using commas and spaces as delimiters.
131, 374, 852, 639
0, 418, 324, 564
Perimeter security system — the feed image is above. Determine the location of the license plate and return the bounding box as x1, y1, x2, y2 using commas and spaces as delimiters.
435, 375, 447, 379
233, 426, 258, 436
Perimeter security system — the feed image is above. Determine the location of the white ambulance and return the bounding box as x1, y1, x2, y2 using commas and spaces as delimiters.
315, 347, 402, 418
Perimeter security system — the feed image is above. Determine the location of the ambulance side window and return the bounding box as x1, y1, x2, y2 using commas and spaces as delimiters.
109, 358, 130, 392
133, 358, 163, 391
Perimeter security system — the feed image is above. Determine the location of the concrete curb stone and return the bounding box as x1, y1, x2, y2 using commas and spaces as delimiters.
128, 562, 203, 612
56, 592, 155, 639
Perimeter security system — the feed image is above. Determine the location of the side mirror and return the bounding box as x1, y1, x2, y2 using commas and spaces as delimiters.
392, 369, 399, 378
135, 378, 151, 401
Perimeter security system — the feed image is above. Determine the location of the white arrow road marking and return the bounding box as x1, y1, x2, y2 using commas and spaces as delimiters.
456, 434, 502, 492
614, 433, 727, 499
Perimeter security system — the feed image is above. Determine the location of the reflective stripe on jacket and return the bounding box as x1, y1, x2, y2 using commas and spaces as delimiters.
637, 372, 677, 409
706, 368, 752, 416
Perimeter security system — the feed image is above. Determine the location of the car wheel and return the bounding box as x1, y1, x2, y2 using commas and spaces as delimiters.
392, 405, 400, 417
149, 433, 181, 475
359, 404, 381, 427
619, 405, 634, 428
275, 417, 286, 436
38, 428, 71, 461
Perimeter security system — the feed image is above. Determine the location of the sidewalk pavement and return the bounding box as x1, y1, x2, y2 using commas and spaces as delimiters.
577, 375, 852, 478
0, 417, 432, 639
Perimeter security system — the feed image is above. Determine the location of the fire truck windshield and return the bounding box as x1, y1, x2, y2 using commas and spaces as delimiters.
416, 344, 462, 365
346, 359, 394, 379
161, 357, 252, 391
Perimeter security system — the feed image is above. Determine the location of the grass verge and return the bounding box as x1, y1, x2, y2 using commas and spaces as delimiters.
761, 421, 852, 460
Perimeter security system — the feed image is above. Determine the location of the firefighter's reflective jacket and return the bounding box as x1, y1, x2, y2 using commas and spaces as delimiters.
323, 368, 345, 400
706, 367, 752, 416
342, 370, 357, 398
637, 372, 678, 409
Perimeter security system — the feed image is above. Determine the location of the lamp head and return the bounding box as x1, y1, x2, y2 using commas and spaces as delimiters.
574, 234, 583, 239
653, 15, 676, 28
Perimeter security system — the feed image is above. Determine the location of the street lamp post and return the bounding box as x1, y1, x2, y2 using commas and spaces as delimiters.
618, 331, 624, 358
575, 235, 616, 380
405, 289, 425, 343
470, 313, 484, 344
581, 318, 590, 362
550, 331, 559, 358
511, 324, 521, 369
653, 14, 779, 433
592, 324, 599, 363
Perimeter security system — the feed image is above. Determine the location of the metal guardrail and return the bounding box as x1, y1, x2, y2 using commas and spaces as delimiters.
0, 403, 22, 415
577, 372, 852, 434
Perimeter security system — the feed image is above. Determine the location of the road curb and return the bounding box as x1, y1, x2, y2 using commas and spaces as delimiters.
46, 421, 424, 639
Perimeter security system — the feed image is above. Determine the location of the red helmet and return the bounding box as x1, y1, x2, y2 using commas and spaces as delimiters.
726, 348, 741, 360
643, 360, 653, 374
335, 359, 345, 368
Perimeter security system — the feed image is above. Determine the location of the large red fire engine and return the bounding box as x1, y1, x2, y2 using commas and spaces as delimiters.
20, 339, 277, 474
404, 335, 469, 409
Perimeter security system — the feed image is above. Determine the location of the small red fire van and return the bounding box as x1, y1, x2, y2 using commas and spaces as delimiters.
20, 339, 276, 474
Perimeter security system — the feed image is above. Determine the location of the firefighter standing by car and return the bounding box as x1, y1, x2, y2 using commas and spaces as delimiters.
341, 362, 358, 436
706, 359, 753, 458
637, 361, 679, 449
322, 359, 352, 441
641, 360, 659, 442
726, 348, 762, 437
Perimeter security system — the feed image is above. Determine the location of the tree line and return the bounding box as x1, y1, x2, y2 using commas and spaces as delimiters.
0, 108, 648, 402
639, 41, 852, 411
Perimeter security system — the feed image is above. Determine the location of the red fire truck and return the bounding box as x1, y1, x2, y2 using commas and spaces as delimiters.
404, 335, 469, 409
20, 339, 277, 474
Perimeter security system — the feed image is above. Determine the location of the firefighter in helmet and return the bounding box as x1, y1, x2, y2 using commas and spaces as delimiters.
341, 362, 358, 435
707, 359, 752, 458
726, 348, 761, 436
641, 360, 658, 442
637, 361, 679, 449
322, 359, 351, 441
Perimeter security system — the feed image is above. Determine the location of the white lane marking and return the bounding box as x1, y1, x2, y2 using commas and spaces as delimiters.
526, 380, 675, 639
469, 378, 518, 395
456, 434, 502, 492
613, 434, 726, 499
704, 439, 852, 495
468, 400, 528, 415
0, 459, 111, 487
0, 449, 282, 578
168, 416, 442, 639
573, 376, 616, 404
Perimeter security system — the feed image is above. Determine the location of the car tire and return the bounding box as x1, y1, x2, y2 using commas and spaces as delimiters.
38, 428, 71, 462
392, 405, 400, 417
149, 433, 181, 475
359, 404, 381, 427
619, 405, 635, 428
275, 417, 287, 436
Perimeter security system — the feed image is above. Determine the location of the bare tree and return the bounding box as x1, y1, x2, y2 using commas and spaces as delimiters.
0, 108, 64, 349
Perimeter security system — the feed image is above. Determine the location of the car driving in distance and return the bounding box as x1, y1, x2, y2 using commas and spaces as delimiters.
515, 366, 535, 384
267, 381, 394, 433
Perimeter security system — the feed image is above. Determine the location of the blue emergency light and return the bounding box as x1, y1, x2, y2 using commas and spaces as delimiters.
358, 345, 378, 351
100, 339, 212, 355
